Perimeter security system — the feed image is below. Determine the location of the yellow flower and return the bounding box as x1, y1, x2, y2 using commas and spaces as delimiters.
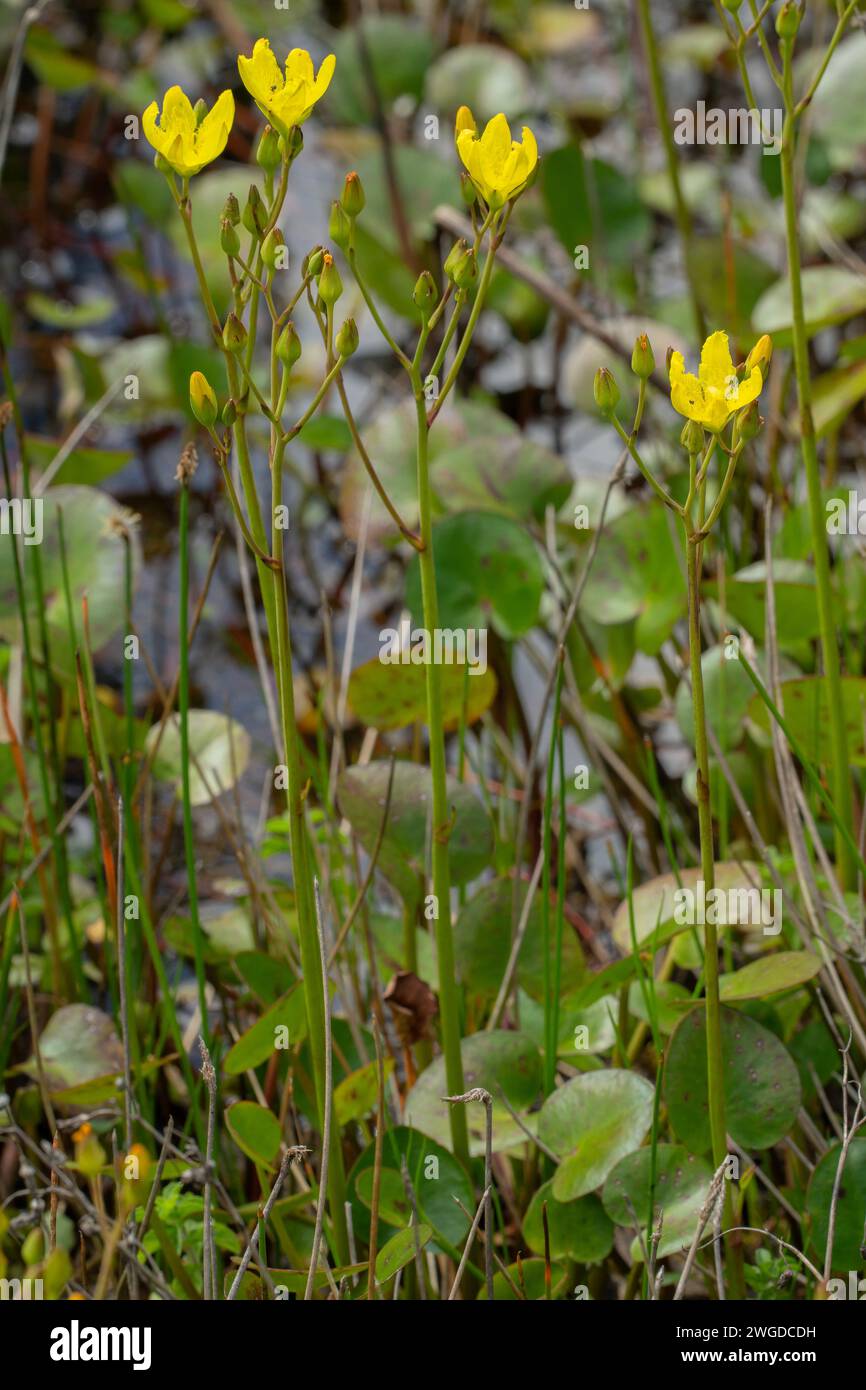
238, 40, 335, 139
669, 330, 766, 433
455, 108, 538, 210
142, 87, 234, 178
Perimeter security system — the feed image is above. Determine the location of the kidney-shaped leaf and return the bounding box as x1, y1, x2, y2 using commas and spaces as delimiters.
523, 1181, 614, 1263
405, 1030, 541, 1156
337, 760, 493, 906
538, 1069, 655, 1201
602, 1143, 714, 1260
146, 710, 250, 805
806, 1137, 866, 1273
665, 1006, 801, 1152
226, 1101, 281, 1167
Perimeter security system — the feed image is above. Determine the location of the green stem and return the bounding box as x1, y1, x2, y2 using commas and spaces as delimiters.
780, 50, 854, 888
412, 376, 469, 1167
178, 478, 209, 1048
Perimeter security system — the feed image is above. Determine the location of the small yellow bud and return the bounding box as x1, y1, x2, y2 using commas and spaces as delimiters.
189, 371, 218, 429
341, 171, 365, 218
631, 333, 655, 380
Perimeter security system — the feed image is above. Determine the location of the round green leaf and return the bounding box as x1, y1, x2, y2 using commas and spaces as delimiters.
405, 1031, 542, 1156
425, 43, 534, 123
346, 1125, 472, 1248
28, 1005, 123, 1093
405, 510, 544, 639
747, 675, 866, 766
523, 1181, 613, 1263
806, 1137, 866, 1273
538, 1070, 655, 1200
665, 1006, 801, 1152
347, 653, 497, 732
454, 876, 584, 1001
579, 504, 686, 654
145, 710, 251, 805
337, 760, 494, 906
612, 862, 764, 953
0, 486, 140, 679
719, 951, 822, 1004
226, 1102, 281, 1167
602, 1144, 714, 1260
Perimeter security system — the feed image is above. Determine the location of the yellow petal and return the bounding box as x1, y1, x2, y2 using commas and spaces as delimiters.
285, 47, 315, 89
239, 38, 283, 103
312, 52, 336, 100
733, 365, 763, 411
479, 113, 513, 181
671, 372, 706, 423
455, 105, 476, 139
161, 85, 195, 136
699, 331, 735, 391
517, 125, 538, 178
142, 100, 163, 153
197, 90, 235, 160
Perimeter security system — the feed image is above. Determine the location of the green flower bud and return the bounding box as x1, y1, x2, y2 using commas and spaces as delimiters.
775, 2, 801, 40
242, 184, 266, 238
721, 0, 742, 11
222, 312, 247, 354
256, 125, 282, 171
222, 399, 238, 426
733, 401, 762, 446
444, 238, 469, 282
193, 98, 208, 127
261, 227, 286, 271
336, 317, 359, 359
452, 245, 478, 290
328, 199, 351, 251
317, 252, 343, 306
286, 126, 304, 162
413, 270, 437, 319
304, 246, 325, 278
593, 366, 620, 417
276, 321, 302, 370
189, 371, 218, 429
222, 193, 240, 226
341, 170, 366, 218
631, 333, 655, 380
460, 172, 477, 207
680, 419, 705, 454
220, 217, 241, 257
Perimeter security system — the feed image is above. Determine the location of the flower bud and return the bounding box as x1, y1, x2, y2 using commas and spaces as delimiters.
413, 270, 438, 319
444, 238, 469, 282
593, 366, 620, 417
733, 401, 762, 446
746, 333, 773, 378
242, 184, 266, 238
680, 419, 705, 454
317, 252, 343, 306
452, 245, 478, 290
721, 0, 742, 10
220, 217, 240, 257
256, 125, 282, 171
459, 172, 477, 207
222, 399, 238, 426
222, 193, 240, 226
193, 98, 208, 126
276, 321, 302, 369
336, 317, 359, 359
328, 199, 351, 251
304, 246, 325, 278
285, 126, 304, 162
631, 333, 655, 380
341, 171, 366, 219
189, 371, 218, 429
222, 312, 247, 354
261, 227, 286, 271
775, 2, 801, 40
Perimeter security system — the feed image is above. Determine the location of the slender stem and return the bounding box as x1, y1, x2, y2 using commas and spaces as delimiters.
412, 372, 468, 1166
177, 476, 209, 1048
780, 47, 854, 887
